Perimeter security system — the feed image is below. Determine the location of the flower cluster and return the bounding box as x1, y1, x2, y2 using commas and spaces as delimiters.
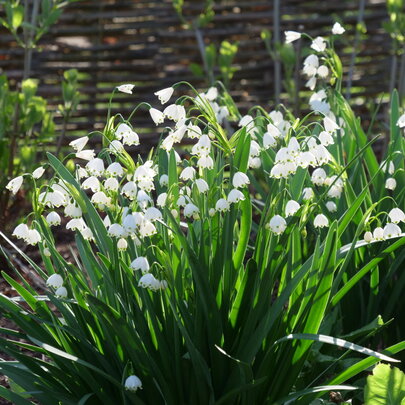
6, 22, 404, 312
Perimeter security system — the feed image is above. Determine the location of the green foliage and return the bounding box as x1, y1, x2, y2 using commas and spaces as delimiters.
60, 68, 80, 114
1, 23, 405, 405
219, 41, 239, 87
190, 40, 239, 87
0, 0, 81, 220
0, 75, 54, 186
0, 0, 78, 48
385, 0, 405, 43
171, 0, 214, 28
364, 364, 405, 404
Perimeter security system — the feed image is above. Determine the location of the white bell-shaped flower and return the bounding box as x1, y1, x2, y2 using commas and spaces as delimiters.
248, 157, 261, 169
103, 216, 111, 228
64, 203, 82, 218
32, 166, 45, 179
296, 151, 317, 168
123, 130, 139, 146
122, 181, 137, 199
215, 198, 229, 212
109, 140, 125, 154
388, 161, 395, 175
332, 22, 345, 35
396, 113, 405, 128
144, 207, 162, 222
176, 195, 187, 207
46, 273, 63, 288
302, 187, 314, 201
373, 227, 384, 241
117, 238, 128, 251
12, 223, 29, 240
77, 167, 88, 179
180, 166, 196, 181
187, 125, 202, 139
324, 116, 339, 133
270, 164, 284, 179
385, 178, 397, 190
163, 104, 178, 120
313, 145, 331, 165
115, 123, 131, 140
137, 190, 152, 208
172, 125, 187, 143
184, 203, 200, 219
195, 178, 209, 193
86, 158, 105, 176
311, 36, 327, 52
227, 189, 245, 204
106, 162, 124, 177
138, 273, 161, 291
285, 200, 300, 217
6, 176, 23, 195
193, 135, 211, 156
157, 193, 168, 207
66, 218, 86, 232
41, 191, 68, 208
249, 140, 261, 157
232, 172, 250, 188
116, 84, 134, 94
76, 149, 95, 161
149, 108, 165, 125
124, 375, 142, 392
318, 131, 334, 146
46, 212, 61, 226
275, 148, 291, 164
161, 134, 175, 152
91, 191, 111, 207
26, 229, 41, 245
164, 104, 185, 122
55, 286, 68, 298
285, 30, 301, 44
205, 87, 218, 101
314, 214, 329, 228
317, 65, 329, 78
139, 220, 157, 237
154, 87, 174, 104
69, 136, 89, 152
263, 132, 277, 149
306, 76, 317, 91
159, 174, 169, 187
121, 213, 136, 233
197, 155, 214, 169
383, 223, 401, 239
326, 201, 337, 213
138, 178, 155, 192
108, 223, 124, 238
47, 274, 64, 288
287, 137, 300, 157
327, 185, 342, 199
104, 177, 119, 191
388, 208, 405, 224
269, 215, 287, 235
363, 231, 373, 243
131, 256, 150, 274
266, 123, 282, 139
311, 168, 327, 186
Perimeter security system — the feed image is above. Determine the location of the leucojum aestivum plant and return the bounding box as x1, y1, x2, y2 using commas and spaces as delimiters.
1, 24, 405, 405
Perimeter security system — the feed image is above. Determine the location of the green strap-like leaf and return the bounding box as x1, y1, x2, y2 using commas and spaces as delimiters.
274, 333, 400, 363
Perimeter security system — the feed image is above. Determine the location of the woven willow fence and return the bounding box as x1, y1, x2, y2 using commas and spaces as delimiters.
0, 0, 398, 150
